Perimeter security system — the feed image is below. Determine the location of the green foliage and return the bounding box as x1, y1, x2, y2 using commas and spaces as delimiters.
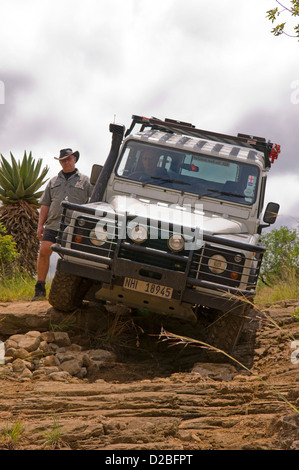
0, 223, 19, 275
41, 414, 65, 449
1, 420, 25, 449
260, 225, 299, 285
0, 271, 38, 301
293, 307, 299, 320
256, 272, 299, 305
0, 151, 49, 205
267, 1, 299, 39
0, 151, 49, 274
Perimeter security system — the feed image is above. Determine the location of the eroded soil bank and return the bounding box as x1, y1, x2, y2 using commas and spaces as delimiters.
0, 299, 298, 450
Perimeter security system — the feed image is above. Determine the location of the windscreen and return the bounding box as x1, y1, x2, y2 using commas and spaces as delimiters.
116, 141, 260, 205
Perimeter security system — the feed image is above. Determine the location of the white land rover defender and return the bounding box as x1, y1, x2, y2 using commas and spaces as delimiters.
49, 115, 280, 355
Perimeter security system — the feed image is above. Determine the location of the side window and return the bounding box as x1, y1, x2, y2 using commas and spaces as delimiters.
116, 146, 143, 176
116, 147, 130, 176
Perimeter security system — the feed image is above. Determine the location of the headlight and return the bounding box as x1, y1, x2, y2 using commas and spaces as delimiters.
208, 254, 227, 274
77, 218, 86, 227
168, 234, 185, 252
90, 226, 108, 246
128, 224, 148, 244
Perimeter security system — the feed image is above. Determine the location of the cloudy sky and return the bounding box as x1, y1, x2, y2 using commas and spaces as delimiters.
0, 0, 298, 230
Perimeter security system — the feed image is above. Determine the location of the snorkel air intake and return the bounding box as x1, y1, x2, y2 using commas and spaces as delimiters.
90, 122, 125, 203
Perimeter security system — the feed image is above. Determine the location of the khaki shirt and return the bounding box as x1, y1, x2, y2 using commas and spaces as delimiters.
40, 169, 93, 230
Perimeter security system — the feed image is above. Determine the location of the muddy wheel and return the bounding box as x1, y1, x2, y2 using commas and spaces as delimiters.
204, 309, 247, 363
49, 271, 92, 312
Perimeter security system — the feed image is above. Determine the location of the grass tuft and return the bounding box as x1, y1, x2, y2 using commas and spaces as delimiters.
0, 420, 25, 449
0, 270, 50, 301
256, 272, 299, 306
41, 414, 67, 449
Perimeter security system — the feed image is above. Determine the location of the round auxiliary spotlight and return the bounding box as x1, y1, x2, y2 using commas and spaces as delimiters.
128, 224, 148, 244
168, 234, 185, 252
208, 254, 227, 274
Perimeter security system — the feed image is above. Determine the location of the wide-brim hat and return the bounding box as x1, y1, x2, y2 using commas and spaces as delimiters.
54, 148, 80, 162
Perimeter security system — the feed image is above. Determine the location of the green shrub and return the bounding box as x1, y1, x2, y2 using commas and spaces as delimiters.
260, 225, 299, 286
0, 223, 19, 276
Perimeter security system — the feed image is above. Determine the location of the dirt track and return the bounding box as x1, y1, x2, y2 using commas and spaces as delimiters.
0, 299, 298, 450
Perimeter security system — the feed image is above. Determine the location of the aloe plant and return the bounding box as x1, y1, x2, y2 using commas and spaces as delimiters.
0, 152, 49, 274
0, 152, 48, 204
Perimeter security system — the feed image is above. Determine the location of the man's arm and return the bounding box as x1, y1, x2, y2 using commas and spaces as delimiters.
37, 205, 50, 240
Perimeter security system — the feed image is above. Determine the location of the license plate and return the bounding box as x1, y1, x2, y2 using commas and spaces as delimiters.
123, 277, 173, 299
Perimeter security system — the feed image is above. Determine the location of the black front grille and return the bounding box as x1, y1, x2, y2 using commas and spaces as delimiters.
57, 201, 264, 292
67, 215, 118, 259
189, 245, 244, 287
189, 244, 262, 289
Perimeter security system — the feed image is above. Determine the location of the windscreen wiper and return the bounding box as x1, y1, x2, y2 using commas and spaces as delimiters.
142, 176, 191, 186
198, 188, 246, 199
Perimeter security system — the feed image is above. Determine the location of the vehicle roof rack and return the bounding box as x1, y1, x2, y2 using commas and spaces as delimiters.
125, 115, 281, 167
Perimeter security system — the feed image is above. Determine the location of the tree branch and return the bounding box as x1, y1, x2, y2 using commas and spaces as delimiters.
275, 0, 293, 14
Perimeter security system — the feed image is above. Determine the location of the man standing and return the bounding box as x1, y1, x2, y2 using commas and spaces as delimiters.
32, 148, 93, 300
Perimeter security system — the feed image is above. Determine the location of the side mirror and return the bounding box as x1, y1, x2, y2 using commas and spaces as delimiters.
263, 202, 280, 225
90, 164, 103, 185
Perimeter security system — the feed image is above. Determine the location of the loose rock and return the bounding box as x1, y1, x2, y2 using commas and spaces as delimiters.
3, 329, 116, 382
191, 362, 238, 381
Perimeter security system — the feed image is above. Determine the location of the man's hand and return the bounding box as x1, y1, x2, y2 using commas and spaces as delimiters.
37, 224, 45, 240
37, 205, 50, 240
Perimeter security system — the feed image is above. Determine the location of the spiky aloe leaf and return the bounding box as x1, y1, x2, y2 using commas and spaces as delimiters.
0, 154, 13, 179
0, 171, 15, 193
6, 190, 18, 200
10, 153, 20, 185
0, 195, 11, 204
0, 151, 49, 206
19, 151, 30, 184
16, 178, 25, 198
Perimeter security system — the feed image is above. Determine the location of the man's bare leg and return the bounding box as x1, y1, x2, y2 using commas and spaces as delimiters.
37, 241, 53, 282
32, 241, 53, 300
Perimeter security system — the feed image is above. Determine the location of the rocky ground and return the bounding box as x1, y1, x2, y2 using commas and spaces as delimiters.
0, 299, 298, 451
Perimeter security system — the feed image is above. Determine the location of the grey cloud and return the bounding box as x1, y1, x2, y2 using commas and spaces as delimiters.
165, 0, 245, 45
229, 100, 299, 176
0, 72, 35, 128
0, 71, 75, 157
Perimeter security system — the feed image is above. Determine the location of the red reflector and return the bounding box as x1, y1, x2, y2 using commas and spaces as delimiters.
269, 144, 281, 164
230, 272, 239, 280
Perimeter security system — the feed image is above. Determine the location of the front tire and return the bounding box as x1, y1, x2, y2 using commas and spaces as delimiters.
205, 309, 247, 363
49, 271, 91, 312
